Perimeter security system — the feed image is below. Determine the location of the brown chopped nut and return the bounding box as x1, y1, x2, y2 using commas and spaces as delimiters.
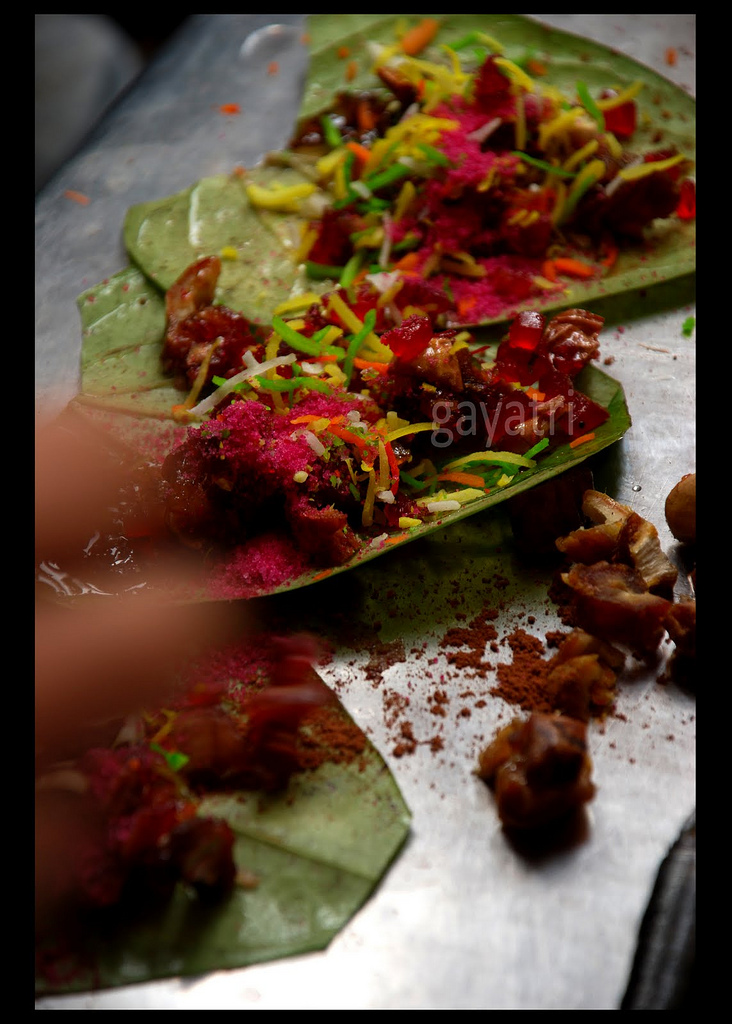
556, 520, 623, 564
477, 712, 595, 829
582, 489, 633, 526
617, 511, 678, 593
545, 629, 625, 720
556, 490, 677, 593
561, 561, 672, 656
665, 473, 696, 545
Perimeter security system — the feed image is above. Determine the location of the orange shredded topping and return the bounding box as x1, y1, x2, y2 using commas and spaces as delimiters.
600, 241, 619, 268
392, 251, 421, 272
356, 99, 376, 133
525, 387, 546, 402
400, 18, 440, 56
353, 358, 390, 373
345, 60, 358, 82
569, 432, 596, 448
541, 259, 558, 282
527, 58, 547, 76
337, 45, 350, 59
457, 297, 478, 318
384, 441, 400, 494
437, 471, 488, 489
64, 189, 90, 205
219, 103, 241, 115
549, 257, 596, 279
290, 414, 344, 426
267, 61, 279, 75
327, 424, 371, 452
665, 47, 677, 66
345, 141, 372, 168
310, 569, 333, 581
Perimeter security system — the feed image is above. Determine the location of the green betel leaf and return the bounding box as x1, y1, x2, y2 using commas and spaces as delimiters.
72, 251, 630, 601
296, 13, 695, 326
35, 673, 411, 996
123, 168, 332, 326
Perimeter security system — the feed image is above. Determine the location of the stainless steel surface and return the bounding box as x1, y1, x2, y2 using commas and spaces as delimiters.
35, 15, 696, 1009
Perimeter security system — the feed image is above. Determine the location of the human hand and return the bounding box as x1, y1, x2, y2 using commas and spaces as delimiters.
35, 407, 244, 923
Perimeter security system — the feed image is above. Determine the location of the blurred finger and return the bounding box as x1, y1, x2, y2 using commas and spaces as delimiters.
35, 589, 244, 767
35, 406, 139, 560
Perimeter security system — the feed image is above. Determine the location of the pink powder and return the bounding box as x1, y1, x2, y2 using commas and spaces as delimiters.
207, 532, 311, 600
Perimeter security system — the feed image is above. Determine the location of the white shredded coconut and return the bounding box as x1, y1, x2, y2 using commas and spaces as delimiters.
365, 270, 401, 294
400, 102, 420, 123
304, 430, 326, 456
187, 353, 297, 419
377, 489, 395, 503
426, 500, 461, 513
605, 156, 643, 197
378, 210, 393, 268
369, 533, 389, 547
350, 179, 372, 199
466, 117, 502, 144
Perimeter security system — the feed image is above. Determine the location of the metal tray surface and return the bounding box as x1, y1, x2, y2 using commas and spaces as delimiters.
35, 14, 696, 1010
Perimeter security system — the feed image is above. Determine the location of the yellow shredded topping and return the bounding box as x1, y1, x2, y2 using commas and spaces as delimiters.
385, 421, 437, 443
272, 293, 323, 317
618, 153, 686, 181
538, 106, 585, 149
362, 469, 377, 527
596, 81, 644, 110
245, 181, 317, 213
493, 57, 535, 93
562, 138, 599, 171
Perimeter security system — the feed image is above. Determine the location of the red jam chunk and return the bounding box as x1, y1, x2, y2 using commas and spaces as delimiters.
676, 178, 696, 220
508, 310, 545, 351
601, 92, 637, 138
381, 313, 434, 361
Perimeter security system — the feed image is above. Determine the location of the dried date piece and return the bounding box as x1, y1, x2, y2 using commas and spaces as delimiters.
477, 712, 595, 830
545, 628, 625, 721
557, 490, 677, 593
560, 561, 672, 657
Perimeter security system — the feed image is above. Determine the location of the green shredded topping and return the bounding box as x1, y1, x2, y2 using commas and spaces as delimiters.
304, 260, 344, 280
362, 161, 412, 193
272, 315, 322, 356
339, 250, 366, 290
320, 113, 342, 149
576, 80, 605, 130
150, 743, 190, 773
415, 142, 452, 167
681, 316, 695, 337
512, 151, 577, 178
254, 375, 332, 395
343, 308, 378, 385
399, 470, 432, 491
523, 437, 550, 459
